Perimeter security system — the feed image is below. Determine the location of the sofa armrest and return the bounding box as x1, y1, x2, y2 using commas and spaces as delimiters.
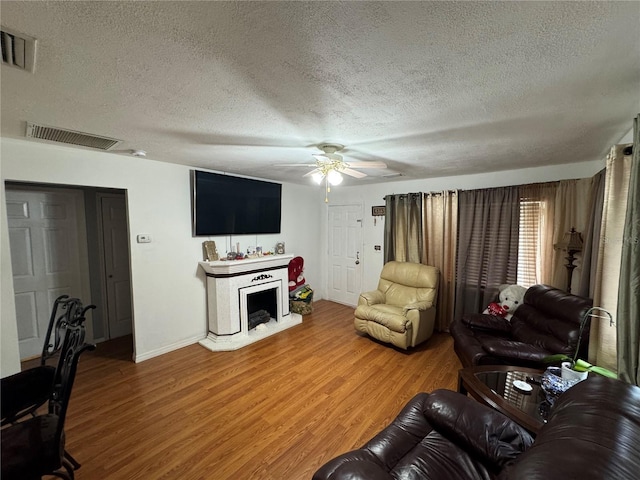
462, 313, 512, 334
424, 389, 534, 471
402, 301, 432, 314
312, 450, 394, 480
481, 339, 551, 364
359, 290, 385, 306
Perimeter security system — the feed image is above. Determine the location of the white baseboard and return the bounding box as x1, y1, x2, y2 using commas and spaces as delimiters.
133, 333, 203, 363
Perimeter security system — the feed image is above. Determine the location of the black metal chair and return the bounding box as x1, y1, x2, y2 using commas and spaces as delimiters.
1, 296, 94, 425
1, 322, 96, 480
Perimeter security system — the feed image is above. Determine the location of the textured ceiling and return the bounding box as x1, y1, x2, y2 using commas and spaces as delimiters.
1, 1, 639, 186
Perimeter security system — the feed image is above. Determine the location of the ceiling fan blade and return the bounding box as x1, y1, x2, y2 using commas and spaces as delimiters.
312, 154, 331, 162
345, 161, 387, 169
342, 168, 367, 178
303, 168, 322, 178
273, 163, 318, 167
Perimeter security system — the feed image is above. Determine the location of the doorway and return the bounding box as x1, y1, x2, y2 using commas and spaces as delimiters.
327, 204, 363, 306
5, 183, 133, 360
98, 194, 133, 339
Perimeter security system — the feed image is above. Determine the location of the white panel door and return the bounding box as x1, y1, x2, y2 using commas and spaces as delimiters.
100, 195, 133, 339
7, 189, 83, 359
328, 205, 363, 306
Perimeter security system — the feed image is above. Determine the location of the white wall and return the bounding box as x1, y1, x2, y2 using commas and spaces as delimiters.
1, 167, 21, 376
0, 138, 323, 375
332, 159, 604, 293
619, 127, 634, 144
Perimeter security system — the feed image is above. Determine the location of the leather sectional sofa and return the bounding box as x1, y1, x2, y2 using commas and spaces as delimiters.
313, 376, 640, 480
450, 284, 593, 368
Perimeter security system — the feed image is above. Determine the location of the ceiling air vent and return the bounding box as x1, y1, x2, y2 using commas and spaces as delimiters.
26, 123, 122, 150
1, 27, 37, 73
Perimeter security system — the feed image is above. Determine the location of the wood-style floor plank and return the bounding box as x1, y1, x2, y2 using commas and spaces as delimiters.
53, 300, 462, 479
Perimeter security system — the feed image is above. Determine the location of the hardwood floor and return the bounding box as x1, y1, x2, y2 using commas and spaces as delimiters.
60, 300, 462, 479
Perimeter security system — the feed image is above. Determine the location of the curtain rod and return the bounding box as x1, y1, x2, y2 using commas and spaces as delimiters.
383, 190, 457, 200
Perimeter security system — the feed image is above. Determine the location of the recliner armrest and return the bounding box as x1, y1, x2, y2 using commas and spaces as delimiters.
359, 290, 385, 306
402, 301, 432, 314
424, 390, 534, 471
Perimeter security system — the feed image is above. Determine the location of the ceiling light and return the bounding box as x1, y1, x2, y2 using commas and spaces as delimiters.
131, 149, 147, 157
327, 170, 343, 185
311, 171, 324, 184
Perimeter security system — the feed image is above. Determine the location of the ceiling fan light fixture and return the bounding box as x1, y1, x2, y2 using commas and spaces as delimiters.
327, 170, 343, 185
311, 171, 324, 184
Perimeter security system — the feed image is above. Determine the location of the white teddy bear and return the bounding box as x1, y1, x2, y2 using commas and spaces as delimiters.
483, 284, 527, 321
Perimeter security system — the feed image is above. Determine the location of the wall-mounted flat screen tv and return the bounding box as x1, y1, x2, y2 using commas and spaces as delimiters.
192, 170, 282, 236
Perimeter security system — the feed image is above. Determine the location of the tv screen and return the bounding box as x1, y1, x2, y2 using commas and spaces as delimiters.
192, 170, 282, 236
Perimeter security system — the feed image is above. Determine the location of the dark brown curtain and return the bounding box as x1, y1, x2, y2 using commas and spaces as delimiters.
384, 193, 423, 263
577, 169, 605, 298
454, 186, 520, 321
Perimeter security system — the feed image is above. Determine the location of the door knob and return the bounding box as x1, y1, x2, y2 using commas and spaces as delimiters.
355, 251, 360, 265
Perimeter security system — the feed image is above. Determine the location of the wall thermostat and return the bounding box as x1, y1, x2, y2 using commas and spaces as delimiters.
275, 242, 285, 255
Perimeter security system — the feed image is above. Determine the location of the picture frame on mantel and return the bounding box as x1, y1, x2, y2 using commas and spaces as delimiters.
203, 241, 219, 261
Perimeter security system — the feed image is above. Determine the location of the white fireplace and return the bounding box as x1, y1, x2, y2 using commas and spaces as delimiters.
198, 254, 302, 351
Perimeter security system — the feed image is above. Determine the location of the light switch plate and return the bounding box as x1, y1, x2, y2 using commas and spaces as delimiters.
137, 234, 151, 243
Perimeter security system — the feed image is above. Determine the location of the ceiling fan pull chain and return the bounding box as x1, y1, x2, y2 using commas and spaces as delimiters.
325, 177, 330, 203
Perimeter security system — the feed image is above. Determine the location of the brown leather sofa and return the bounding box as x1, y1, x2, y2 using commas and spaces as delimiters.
450, 284, 592, 368
313, 376, 640, 480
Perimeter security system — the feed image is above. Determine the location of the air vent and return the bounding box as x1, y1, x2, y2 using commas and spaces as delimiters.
1, 27, 36, 73
26, 123, 122, 150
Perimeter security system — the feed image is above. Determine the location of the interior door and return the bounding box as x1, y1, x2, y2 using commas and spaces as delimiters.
6, 188, 84, 359
100, 194, 133, 339
328, 204, 363, 306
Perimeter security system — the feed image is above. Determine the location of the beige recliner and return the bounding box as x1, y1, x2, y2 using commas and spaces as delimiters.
354, 261, 439, 349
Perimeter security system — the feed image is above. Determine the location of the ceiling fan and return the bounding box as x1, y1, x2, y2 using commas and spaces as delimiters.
277, 144, 387, 202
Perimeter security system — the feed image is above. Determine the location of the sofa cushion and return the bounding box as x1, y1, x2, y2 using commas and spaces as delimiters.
378, 262, 438, 307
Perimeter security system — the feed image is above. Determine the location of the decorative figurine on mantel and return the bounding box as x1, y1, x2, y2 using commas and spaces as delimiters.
202, 241, 219, 261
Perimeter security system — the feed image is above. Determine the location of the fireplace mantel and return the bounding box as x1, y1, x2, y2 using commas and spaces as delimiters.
198, 254, 294, 276
198, 254, 302, 351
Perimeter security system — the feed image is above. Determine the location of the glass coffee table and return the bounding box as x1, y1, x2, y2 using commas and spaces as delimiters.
458, 365, 549, 434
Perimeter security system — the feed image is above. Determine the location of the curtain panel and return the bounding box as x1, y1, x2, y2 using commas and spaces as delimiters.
577, 170, 606, 299
617, 115, 640, 385
384, 193, 423, 263
423, 191, 458, 331
590, 144, 633, 371
454, 187, 520, 321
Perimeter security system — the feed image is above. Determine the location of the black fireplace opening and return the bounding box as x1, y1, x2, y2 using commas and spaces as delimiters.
247, 288, 278, 330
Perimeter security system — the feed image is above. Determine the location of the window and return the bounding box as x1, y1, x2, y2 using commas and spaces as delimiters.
518, 199, 542, 287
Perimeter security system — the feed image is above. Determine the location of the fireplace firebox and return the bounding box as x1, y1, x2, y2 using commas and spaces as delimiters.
246, 287, 277, 330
